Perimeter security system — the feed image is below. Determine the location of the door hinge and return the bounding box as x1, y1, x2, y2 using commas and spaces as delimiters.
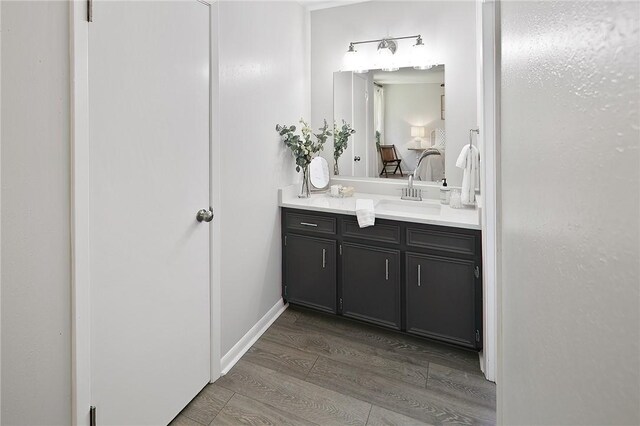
474, 266, 480, 279
87, 0, 93, 22
284, 235, 287, 246
339, 244, 342, 255
90, 406, 96, 426
283, 286, 288, 297
476, 330, 480, 342
339, 298, 343, 310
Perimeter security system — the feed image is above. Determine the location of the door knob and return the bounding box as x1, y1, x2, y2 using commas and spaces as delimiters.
196, 208, 213, 223
354, 156, 361, 162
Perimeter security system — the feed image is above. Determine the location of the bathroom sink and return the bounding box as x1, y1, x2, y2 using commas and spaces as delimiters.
375, 199, 441, 216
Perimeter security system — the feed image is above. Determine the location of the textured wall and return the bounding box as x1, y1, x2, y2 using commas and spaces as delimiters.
500, 1, 640, 424
1, 2, 71, 424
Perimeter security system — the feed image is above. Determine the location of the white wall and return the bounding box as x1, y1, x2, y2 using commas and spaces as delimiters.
311, 1, 477, 186
217, 1, 308, 356
1, 2, 71, 425
499, 1, 640, 424
384, 83, 444, 171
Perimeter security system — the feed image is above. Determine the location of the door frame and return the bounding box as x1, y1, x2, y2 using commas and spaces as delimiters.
69, 2, 221, 424
475, 0, 498, 383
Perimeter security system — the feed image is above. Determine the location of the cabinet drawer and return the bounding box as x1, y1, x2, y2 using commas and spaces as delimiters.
342, 219, 400, 244
406, 227, 476, 256
285, 211, 336, 235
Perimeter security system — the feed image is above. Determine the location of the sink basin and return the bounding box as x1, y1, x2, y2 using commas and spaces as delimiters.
375, 199, 441, 215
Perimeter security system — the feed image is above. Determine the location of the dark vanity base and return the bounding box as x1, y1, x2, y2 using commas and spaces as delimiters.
281, 207, 483, 351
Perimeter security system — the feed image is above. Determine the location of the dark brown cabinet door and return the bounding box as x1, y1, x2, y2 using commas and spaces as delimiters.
284, 234, 337, 313
342, 242, 401, 329
406, 252, 479, 348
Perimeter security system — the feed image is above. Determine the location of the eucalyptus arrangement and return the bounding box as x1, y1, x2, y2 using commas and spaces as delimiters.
333, 120, 356, 175
276, 119, 331, 198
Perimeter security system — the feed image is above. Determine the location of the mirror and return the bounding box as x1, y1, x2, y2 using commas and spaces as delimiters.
333, 65, 445, 182
309, 156, 330, 190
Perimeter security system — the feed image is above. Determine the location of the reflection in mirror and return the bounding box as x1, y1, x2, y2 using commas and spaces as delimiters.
333, 65, 445, 182
309, 156, 330, 190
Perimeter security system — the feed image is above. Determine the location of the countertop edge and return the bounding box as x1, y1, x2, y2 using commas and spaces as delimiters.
279, 201, 482, 231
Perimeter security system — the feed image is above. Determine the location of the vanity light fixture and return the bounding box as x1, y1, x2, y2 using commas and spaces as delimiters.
343, 34, 431, 73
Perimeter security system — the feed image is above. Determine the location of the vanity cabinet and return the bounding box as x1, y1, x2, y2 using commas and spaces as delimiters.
281, 207, 482, 350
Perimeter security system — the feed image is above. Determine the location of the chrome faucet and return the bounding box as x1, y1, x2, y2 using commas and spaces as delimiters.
401, 173, 422, 201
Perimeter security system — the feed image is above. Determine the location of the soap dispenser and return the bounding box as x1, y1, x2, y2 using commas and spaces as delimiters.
440, 178, 450, 205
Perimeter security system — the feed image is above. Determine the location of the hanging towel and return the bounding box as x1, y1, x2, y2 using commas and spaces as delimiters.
355, 199, 375, 228
456, 145, 480, 205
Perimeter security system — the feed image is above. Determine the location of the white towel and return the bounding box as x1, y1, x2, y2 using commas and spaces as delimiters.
355, 199, 375, 228
456, 145, 480, 205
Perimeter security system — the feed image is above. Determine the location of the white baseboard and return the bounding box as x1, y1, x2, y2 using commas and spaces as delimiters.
220, 299, 288, 375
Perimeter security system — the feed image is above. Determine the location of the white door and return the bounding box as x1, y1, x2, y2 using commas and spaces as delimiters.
353, 74, 368, 177
334, 72, 354, 176
88, 2, 211, 424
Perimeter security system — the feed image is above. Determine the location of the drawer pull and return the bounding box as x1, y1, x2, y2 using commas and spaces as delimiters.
385, 259, 389, 280
322, 248, 326, 268
417, 264, 421, 287
300, 222, 318, 227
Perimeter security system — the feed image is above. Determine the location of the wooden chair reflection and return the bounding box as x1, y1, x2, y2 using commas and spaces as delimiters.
379, 145, 403, 177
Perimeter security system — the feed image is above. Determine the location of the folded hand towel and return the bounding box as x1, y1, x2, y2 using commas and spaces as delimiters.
355, 199, 375, 228
456, 145, 480, 205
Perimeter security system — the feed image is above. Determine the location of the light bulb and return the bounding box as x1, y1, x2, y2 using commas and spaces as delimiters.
343, 46, 358, 71
376, 39, 398, 72
412, 37, 434, 70
377, 48, 397, 72
344, 44, 368, 73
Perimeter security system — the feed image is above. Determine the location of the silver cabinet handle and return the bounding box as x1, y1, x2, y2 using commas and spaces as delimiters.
322, 248, 326, 268
418, 264, 421, 287
385, 259, 389, 280
300, 222, 318, 227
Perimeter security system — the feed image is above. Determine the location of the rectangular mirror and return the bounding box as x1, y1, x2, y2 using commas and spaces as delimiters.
333, 65, 445, 182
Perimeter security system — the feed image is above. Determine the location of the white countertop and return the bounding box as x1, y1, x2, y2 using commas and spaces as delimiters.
279, 186, 481, 230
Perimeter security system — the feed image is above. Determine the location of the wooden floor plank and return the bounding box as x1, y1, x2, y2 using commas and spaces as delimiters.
264, 321, 429, 387
427, 363, 496, 409
277, 308, 305, 324
212, 393, 317, 426
289, 308, 481, 374
169, 413, 206, 426
243, 338, 318, 380
367, 405, 433, 426
215, 359, 371, 426
180, 383, 234, 425
306, 356, 495, 426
